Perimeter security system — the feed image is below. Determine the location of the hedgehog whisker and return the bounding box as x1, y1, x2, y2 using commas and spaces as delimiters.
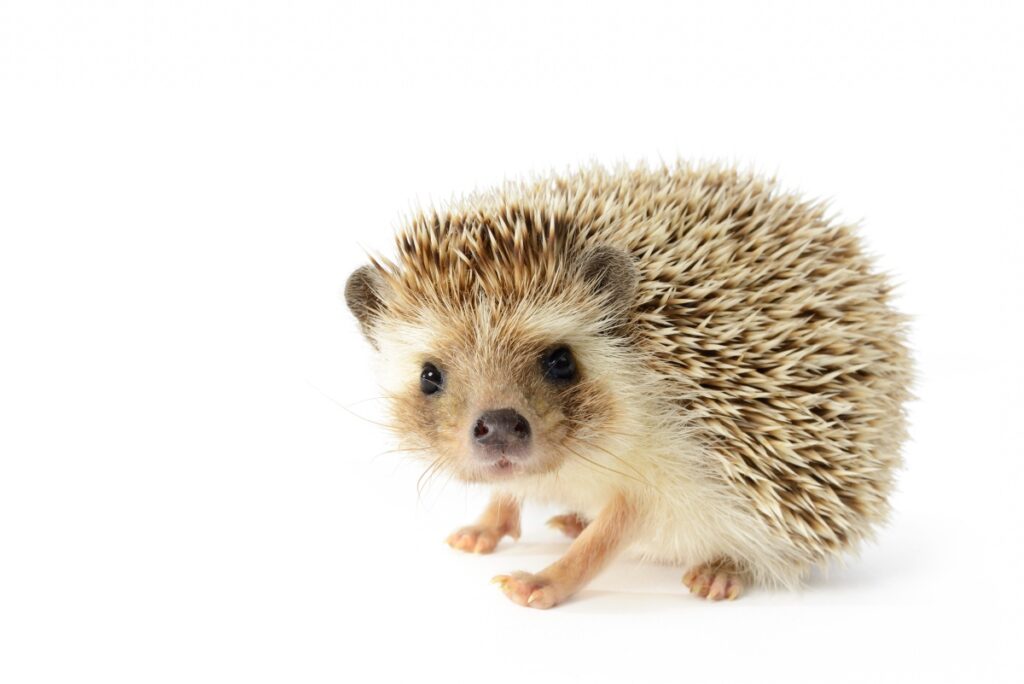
561, 441, 651, 489
345, 395, 397, 407
311, 384, 402, 432
559, 417, 644, 441
434, 467, 460, 500
374, 446, 431, 460
308, 384, 405, 428
564, 423, 644, 442
346, 411, 401, 432
566, 435, 658, 492
417, 454, 450, 500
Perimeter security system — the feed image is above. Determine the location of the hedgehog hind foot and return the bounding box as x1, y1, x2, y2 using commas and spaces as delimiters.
546, 513, 590, 539
683, 559, 745, 601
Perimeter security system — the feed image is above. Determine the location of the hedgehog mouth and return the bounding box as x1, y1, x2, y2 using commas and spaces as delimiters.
476, 454, 527, 480
487, 456, 518, 475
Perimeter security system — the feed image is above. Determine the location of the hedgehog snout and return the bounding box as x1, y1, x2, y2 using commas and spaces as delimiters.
472, 408, 531, 460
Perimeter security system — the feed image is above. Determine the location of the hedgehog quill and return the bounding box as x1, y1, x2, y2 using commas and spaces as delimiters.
345, 163, 911, 608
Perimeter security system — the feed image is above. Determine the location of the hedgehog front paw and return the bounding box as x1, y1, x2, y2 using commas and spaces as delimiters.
683, 560, 744, 601
446, 525, 509, 554
546, 513, 590, 539
491, 571, 565, 609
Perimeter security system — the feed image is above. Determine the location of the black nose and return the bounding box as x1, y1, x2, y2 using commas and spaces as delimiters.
472, 409, 531, 451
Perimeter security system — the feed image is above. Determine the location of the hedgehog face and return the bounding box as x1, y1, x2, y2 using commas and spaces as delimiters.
369, 299, 620, 483
346, 245, 641, 485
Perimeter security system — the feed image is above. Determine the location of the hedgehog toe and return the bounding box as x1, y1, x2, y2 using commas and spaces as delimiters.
546, 513, 590, 539
683, 561, 744, 601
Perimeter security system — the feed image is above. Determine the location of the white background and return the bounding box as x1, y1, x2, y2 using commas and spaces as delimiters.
2, 1, 1022, 682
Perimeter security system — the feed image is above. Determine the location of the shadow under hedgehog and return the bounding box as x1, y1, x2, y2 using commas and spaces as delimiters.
345, 162, 912, 609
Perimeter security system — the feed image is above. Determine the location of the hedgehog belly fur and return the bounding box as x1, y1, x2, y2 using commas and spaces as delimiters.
500, 372, 813, 588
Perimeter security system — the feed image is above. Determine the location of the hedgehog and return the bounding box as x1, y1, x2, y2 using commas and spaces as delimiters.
345, 162, 911, 608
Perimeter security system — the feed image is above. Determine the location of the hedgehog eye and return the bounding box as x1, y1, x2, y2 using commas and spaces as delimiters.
542, 346, 577, 382
420, 363, 443, 395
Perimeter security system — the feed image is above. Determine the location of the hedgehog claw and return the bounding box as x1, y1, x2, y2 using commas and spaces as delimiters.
683, 561, 744, 601
494, 571, 562, 609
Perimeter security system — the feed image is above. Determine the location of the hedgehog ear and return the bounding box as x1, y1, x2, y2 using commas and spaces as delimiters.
345, 265, 390, 346
578, 245, 639, 324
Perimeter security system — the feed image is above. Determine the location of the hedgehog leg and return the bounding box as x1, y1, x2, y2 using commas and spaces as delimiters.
494, 493, 634, 609
682, 559, 744, 601
546, 513, 590, 539
446, 492, 521, 554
